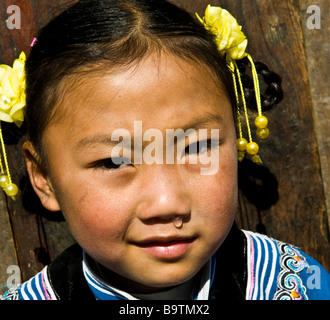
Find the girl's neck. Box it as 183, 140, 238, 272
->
86, 254, 201, 299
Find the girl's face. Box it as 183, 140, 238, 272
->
27, 53, 238, 291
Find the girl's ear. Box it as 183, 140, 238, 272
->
23, 141, 61, 212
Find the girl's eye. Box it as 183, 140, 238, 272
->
93, 157, 132, 170
184, 140, 213, 155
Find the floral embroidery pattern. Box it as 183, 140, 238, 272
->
273, 242, 309, 300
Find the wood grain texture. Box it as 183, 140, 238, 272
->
0, 191, 18, 295
213, 0, 330, 269
300, 0, 330, 230
0, 0, 329, 284
0, 0, 77, 281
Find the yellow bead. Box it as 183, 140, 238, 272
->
5, 183, 18, 197
246, 142, 259, 155
238, 151, 245, 162
0, 174, 9, 188
252, 155, 262, 163
255, 116, 268, 129
237, 138, 248, 151
256, 127, 269, 140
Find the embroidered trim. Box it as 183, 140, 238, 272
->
42, 266, 57, 300
242, 230, 255, 300
0, 266, 58, 300
273, 242, 309, 300
242, 230, 279, 300
0, 286, 20, 300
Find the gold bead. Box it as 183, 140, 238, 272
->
0, 174, 9, 188
237, 138, 248, 151
5, 183, 18, 197
255, 116, 268, 129
252, 155, 262, 163
256, 127, 269, 140
246, 142, 259, 155
238, 151, 245, 162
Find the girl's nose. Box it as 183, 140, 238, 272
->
136, 165, 191, 224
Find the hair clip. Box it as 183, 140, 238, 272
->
30, 37, 38, 47
197, 5, 268, 163
0, 52, 26, 199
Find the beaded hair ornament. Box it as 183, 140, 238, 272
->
0, 52, 26, 199
197, 5, 269, 163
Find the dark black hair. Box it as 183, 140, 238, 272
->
25, 0, 282, 165
237, 59, 283, 112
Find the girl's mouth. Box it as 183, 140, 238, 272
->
132, 237, 197, 260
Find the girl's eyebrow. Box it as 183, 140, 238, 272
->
180, 112, 223, 132
74, 112, 224, 151
75, 134, 125, 151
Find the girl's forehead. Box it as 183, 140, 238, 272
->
53, 53, 231, 132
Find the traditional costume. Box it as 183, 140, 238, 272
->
2, 226, 329, 300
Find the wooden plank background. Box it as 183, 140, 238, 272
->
0, 0, 329, 294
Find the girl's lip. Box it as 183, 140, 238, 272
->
133, 237, 197, 260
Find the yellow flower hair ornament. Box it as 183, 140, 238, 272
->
197, 5, 268, 163
0, 52, 26, 199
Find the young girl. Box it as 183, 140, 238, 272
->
2, 0, 330, 300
